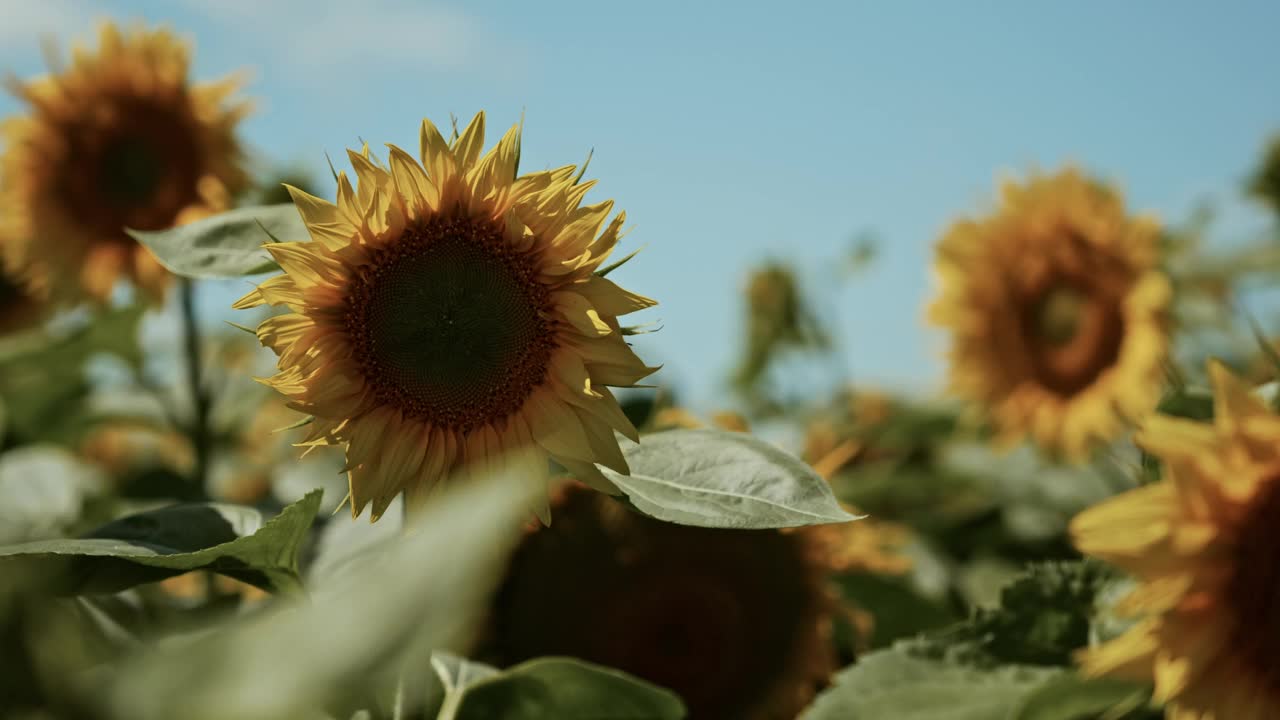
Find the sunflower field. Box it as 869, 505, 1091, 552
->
2, 9, 1279, 720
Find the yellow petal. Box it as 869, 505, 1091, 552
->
452, 111, 486, 170
266, 242, 345, 287
523, 389, 596, 463
385, 144, 437, 213
573, 275, 657, 317
1070, 482, 1176, 570
419, 116, 456, 188
1209, 359, 1269, 432
468, 123, 520, 206
286, 185, 356, 250
553, 291, 612, 336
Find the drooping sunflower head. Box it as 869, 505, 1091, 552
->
1071, 361, 1280, 719
928, 167, 1171, 460
484, 484, 839, 720
238, 112, 658, 520
1, 21, 250, 302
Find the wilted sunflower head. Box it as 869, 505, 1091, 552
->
238, 112, 658, 521
484, 484, 839, 720
928, 167, 1171, 461
1, 21, 250, 302
1071, 361, 1280, 719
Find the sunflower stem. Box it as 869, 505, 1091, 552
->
179, 278, 211, 495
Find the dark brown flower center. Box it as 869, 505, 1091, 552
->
1008, 226, 1132, 398
344, 216, 556, 432
489, 489, 831, 720
1226, 475, 1280, 692
0, 272, 22, 308
56, 95, 203, 239
1019, 280, 1125, 396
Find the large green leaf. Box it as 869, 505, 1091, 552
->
0, 491, 321, 595
1011, 674, 1154, 720
444, 657, 686, 720
127, 204, 304, 279
107, 470, 540, 720
600, 428, 857, 528
801, 648, 1060, 720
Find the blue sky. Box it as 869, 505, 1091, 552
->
3, 1, 1279, 410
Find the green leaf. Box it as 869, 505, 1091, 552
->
1155, 385, 1214, 422
127, 204, 304, 279
801, 647, 1060, 720
907, 560, 1113, 667
107, 469, 540, 720
445, 657, 686, 720
0, 491, 321, 595
1011, 674, 1153, 720
600, 428, 857, 528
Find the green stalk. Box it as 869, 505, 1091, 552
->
180, 277, 211, 494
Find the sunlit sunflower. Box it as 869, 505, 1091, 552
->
483, 483, 841, 720
928, 168, 1170, 460
1071, 361, 1280, 720
237, 112, 658, 520
1, 22, 250, 302
0, 256, 50, 336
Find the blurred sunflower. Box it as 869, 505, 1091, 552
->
1, 22, 249, 302
0, 256, 49, 336
1071, 361, 1280, 719
238, 112, 657, 520
484, 484, 846, 720
928, 168, 1170, 460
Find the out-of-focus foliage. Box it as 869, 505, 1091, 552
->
732, 261, 833, 413
1249, 133, 1280, 216
3, 16, 1280, 718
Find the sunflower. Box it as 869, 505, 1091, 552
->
0, 256, 50, 336
238, 112, 658, 520
483, 483, 841, 720
927, 167, 1170, 460
1071, 361, 1280, 719
1, 22, 250, 302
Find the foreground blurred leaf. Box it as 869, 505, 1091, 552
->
443, 657, 686, 720
1011, 674, 1154, 720
108, 469, 538, 720
0, 446, 104, 545
128, 204, 303, 279
0, 491, 320, 595
601, 428, 857, 528
801, 646, 1060, 720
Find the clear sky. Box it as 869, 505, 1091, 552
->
3, 0, 1279, 410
